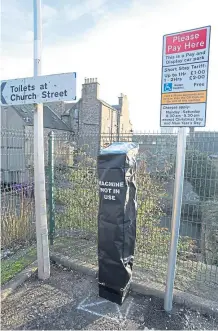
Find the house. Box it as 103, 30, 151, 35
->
1, 77, 133, 183
1, 104, 71, 184
61, 78, 133, 156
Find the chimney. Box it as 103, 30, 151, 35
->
82, 77, 99, 99
118, 93, 125, 107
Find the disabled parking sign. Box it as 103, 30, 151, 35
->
164, 83, 173, 92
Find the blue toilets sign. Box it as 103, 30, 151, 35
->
1, 72, 76, 106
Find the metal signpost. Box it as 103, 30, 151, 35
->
33, 0, 50, 280
33, 0, 76, 280
1, 0, 76, 280
160, 26, 211, 311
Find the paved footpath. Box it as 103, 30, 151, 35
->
1, 264, 217, 330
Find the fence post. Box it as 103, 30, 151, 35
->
48, 131, 55, 245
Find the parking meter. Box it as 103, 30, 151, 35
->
97, 142, 139, 305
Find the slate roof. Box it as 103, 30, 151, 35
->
62, 100, 81, 115
12, 105, 71, 131
63, 99, 119, 115
99, 100, 118, 112
112, 104, 121, 111
64, 102, 78, 112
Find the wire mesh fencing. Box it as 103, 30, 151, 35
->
1, 129, 37, 285
1, 128, 218, 301
51, 130, 218, 300
0, 128, 70, 284
1, 130, 35, 248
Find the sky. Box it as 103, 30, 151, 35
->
1, 0, 218, 131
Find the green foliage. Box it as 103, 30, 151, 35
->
136, 161, 194, 256
201, 200, 218, 266
1, 193, 35, 248
55, 150, 98, 233
1, 247, 36, 285
54, 154, 195, 259
185, 150, 218, 200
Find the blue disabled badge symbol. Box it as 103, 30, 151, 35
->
164, 82, 173, 92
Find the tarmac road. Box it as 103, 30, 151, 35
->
1, 263, 217, 330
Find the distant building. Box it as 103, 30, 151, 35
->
61, 78, 133, 156
1, 105, 71, 184
1, 78, 133, 182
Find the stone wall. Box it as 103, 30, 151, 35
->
66, 79, 134, 157
77, 79, 101, 157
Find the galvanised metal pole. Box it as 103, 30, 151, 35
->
48, 131, 55, 246
33, 0, 50, 279
164, 127, 187, 312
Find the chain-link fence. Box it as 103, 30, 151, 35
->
1, 128, 218, 302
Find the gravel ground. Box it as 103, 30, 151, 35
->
52, 236, 218, 302
1, 263, 218, 330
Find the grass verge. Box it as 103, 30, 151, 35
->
1, 247, 37, 285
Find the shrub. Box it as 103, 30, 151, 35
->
54, 155, 195, 258
184, 150, 218, 200
54, 151, 98, 233
1, 190, 35, 249
136, 161, 195, 256
201, 200, 218, 266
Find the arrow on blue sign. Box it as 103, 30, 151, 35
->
1, 82, 7, 104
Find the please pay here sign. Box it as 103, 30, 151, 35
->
160, 26, 211, 127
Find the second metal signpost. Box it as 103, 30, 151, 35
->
161, 26, 211, 312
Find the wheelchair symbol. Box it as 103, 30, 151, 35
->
164, 83, 172, 92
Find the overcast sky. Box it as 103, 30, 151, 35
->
1, 0, 218, 131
